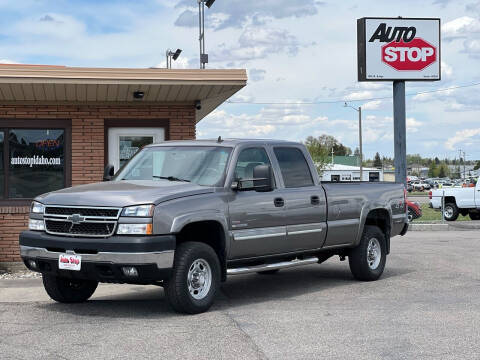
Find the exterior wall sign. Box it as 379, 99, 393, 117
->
357, 17, 441, 81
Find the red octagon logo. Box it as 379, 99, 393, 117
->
381, 38, 437, 71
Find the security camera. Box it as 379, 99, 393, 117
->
195, 100, 202, 110
133, 91, 144, 99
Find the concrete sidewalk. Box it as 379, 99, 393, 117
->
409, 221, 480, 231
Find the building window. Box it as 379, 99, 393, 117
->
0, 122, 70, 202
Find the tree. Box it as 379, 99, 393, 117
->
434, 157, 440, 165
428, 162, 438, 178
474, 160, 480, 171
373, 152, 383, 168
304, 135, 352, 172
438, 164, 446, 178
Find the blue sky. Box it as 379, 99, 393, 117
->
0, 0, 479, 160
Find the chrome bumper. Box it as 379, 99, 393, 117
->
20, 245, 174, 270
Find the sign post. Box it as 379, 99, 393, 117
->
357, 17, 441, 186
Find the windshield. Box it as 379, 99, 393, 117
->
114, 146, 232, 186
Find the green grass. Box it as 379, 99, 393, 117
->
412, 203, 471, 222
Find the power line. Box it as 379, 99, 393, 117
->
225, 81, 480, 105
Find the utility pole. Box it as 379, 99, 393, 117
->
358, 106, 363, 181
331, 148, 334, 164
198, 0, 215, 69
344, 103, 363, 181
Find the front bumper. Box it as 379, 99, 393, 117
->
19, 231, 175, 284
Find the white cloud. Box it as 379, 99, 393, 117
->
445, 128, 480, 150
442, 16, 480, 39
0, 58, 19, 64
406, 117, 422, 133
344, 91, 373, 101
362, 100, 382, 110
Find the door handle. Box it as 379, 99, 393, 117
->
311, 195, 320, 205
274, 197, 285, 207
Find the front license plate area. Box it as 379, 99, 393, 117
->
58, 253, 81, 271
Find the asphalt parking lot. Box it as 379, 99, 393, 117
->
1, 231, 479, 360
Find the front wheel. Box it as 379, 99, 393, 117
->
348, 225, 386, 281
165, 242, 221, 314
42, 274, 98, 303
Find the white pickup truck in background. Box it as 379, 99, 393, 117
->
429, 177, 480, 221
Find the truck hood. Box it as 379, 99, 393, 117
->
36, 180, 215, 207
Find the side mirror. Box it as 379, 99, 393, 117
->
252, 164, 274, 192
232, 165, 274, 192
103, 164, 115, 181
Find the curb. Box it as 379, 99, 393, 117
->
409, 223, 480, 231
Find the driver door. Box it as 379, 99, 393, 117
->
228, 147, 287, 259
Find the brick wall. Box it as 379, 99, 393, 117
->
0, 103, 196, 262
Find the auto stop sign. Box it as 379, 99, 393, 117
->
357, 18, 441, 81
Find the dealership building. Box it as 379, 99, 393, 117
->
0, 64, 246, 267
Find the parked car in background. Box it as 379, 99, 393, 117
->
429, 177, 480, 221
406, 199, 422, 222
412, 181, 431, 191
406, 182, 414, 193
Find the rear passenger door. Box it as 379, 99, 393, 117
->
272, 147, 327, 251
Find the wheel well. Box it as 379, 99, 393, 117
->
176, 221, 227, 281
444, 196, 456, 206
364, 209, 391, 254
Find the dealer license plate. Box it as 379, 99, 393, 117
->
58, 253, 81, 271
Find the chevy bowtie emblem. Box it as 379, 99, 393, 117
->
68, 213, 85, 224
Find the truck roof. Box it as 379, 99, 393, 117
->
146, 138, 302, 148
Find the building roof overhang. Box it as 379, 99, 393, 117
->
0, 64, 247, 122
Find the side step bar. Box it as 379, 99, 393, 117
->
226, 256, 319, 275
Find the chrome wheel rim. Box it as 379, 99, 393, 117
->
367, 238, 381, 270
444, 206, 453, 219
407, 210, 413, 222
187, 258, 212, 300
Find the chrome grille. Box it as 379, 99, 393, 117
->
44, 206, 120, 237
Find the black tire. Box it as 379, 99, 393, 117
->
257, 269, 280, 275
348, 225, 386, 281
444, 202, 459, 221
42, 274, 98, 303
165, 242, 221, 314
469, 212, 480, 221
407, 207, 415, 222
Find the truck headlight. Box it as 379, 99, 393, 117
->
29, 219, 45, 231
31, 201, 45, 214
117, 223, 153, 235
121, 205, 154, 217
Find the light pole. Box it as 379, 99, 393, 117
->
344, 102, 363, 181
198, 0, 215, 69
165, 49, 182, 69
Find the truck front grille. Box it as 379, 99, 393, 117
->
43, 206, 120, 237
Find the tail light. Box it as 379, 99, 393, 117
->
428, 191, 432, 200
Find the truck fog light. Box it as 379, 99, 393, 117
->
28, 260, 38, 269
28, 219, 45, 231
117, 223, 152, 235
122, 266, 138, 277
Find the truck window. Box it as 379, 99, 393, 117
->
273, 147, 314, 188
234, 147, 271, 188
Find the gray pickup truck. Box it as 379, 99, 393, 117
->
20, 139, 408, 313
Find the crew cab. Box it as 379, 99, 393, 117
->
429, 177, 480, 221
20, 139, 408, 314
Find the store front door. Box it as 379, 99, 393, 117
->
108, 127, 165, 172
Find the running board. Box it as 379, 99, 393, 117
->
226, 256, 319, 275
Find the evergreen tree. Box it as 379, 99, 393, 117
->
428, 162, 438, 178
373, 152, 383, 168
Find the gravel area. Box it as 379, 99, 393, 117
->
0, 269, 41, 280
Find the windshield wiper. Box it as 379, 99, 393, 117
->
153, 176, 191, 182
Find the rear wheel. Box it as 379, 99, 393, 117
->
443, 203, 459, 221
165, 242, 221, 314
348, 225, 386, 281
469, 212, 480, 220
42, 274, 98, 303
